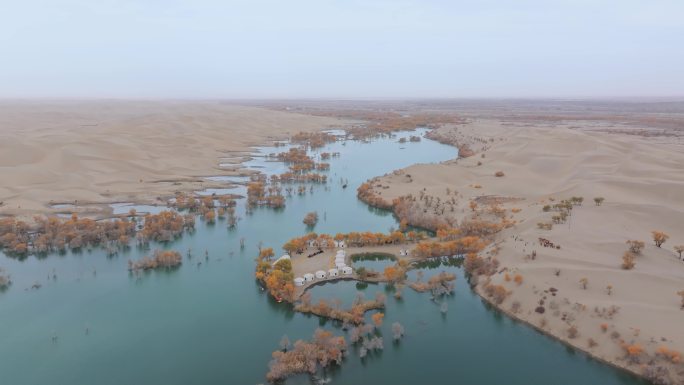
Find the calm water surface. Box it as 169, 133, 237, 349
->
0, 129, 645, 385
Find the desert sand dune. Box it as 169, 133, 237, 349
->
0, 101, 347, 217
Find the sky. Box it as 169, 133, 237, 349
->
1, 0, 683, 99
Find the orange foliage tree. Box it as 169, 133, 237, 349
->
371, 312, 384, 327
652, 231, 669, 247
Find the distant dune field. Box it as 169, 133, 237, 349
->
0, 101, 347, 217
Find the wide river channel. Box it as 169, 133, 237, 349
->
0, 129, 645, 384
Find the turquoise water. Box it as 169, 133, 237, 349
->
0, 129, 645, 385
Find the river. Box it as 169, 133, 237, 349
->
0, 129, 645, 385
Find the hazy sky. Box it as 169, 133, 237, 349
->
1, 0, 683, 98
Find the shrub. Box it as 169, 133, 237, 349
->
485, 284, 509, 304
656, 346, 682, 363
514, 274, 523, 285
593, 197, 605, 206
570, 196, 584, 206
675, 245, 684, 259
625, 240, 645, 255
494, 171, 505, 177
622, 252, 636, 270
579, 278, 588, 289
537, 222, 553, 230
623, 344, 644, 363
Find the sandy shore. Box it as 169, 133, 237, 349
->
362, 117, 684, 382
0, 100, 348, 218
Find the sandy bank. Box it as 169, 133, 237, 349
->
363, 118, 684, 383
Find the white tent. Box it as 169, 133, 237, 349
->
336, 250, 346, 257
341, 266, 353, 275
272, 254, 291, 265
303, 273, 315, 282
335, 262, 346, 269
315, 270, 327, 279
328, 268, 339, 277
294, 277, 305, 286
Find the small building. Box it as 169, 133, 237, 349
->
294, 277, 305, 286
328, 268, 339, 277
341, 266, 353, 275
303, 273, 315, 282
315, 270, 327, 279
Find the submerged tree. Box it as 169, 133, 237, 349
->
279, 335, 291, 351
371, 312, 384, 327
440, 301, 448, 314
266, 329, 347, 382
391, 322, 405, 341
128, 249, 182, 272
303, 212, 319, 227
0, 268, 11, 289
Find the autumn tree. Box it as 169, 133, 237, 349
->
371, 312, 384, 327
259, 247, 275, 260
383, 265, 403, 284
652, 231, 669, 248
204, 209, 216, 223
